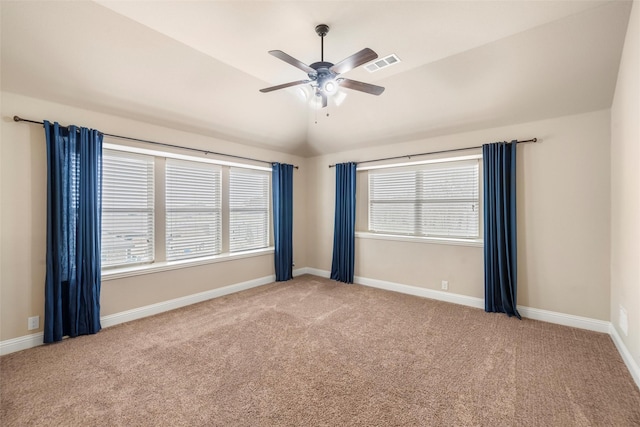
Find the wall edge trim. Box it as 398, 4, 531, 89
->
609, 323, 640, 390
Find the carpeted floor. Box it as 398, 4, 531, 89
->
1, 274, 639, 426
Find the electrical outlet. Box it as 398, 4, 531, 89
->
441, 280, 448, 291
619, 305, 628, 336
28, 316, 39, 331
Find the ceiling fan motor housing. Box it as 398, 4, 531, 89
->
309, 61, 337, 93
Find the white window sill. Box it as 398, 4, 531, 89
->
355, 232, 483, 248
102, 247, 275, 281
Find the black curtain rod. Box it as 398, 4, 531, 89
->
328, 138, 538, 168
13, 116, 299, 169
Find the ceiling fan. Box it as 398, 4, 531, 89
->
260, 24, 385, 108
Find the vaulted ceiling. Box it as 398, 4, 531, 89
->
1, 1, 632, 156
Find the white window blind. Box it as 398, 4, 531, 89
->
229, 168, 270, 252
165, 159, 221, 261
369, 160, 479, 239
101, 149, 155, 268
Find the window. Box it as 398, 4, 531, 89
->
165, 159, 222, 261
368, 159, 479, 239
100, 144, 273, 272
101, 150, 154, 268
229, 168, 270, 252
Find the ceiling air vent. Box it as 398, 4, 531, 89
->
365, 54, 401, 73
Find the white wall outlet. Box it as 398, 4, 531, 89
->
441, 280, 448, 291
619, 305, 628, 336
28, 316, 40, 331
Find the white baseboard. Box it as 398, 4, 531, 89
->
516, 305, 610, 333
292, 267, 313, 277
101, 273, 275, 328
356, 274, 485, 309
1, 274, 276, 356
0, 332, 45, 356
299, 267, 330, 278
304, 268, 486, 309
302, 268, 639, 389
2, 269, 639, 391
310, 269, 607, 333
609, 324, 640, 389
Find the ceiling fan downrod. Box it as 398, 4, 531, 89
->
315, 24, 329, 62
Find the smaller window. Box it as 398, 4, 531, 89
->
101, 150, 155, 268
229, 168, 270, 252
165, 159, 222, 261
369, 159, 479, 239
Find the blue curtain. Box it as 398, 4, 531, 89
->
483, 141, 521, 319
272, 163, 294, 281
44, 121, 103, 343
330, 162, 357, 283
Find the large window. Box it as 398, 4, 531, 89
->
101, 150, 154, 268
101, 145, 272, 270
368, 159, 480, 239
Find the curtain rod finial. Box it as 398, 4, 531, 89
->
13, 115, 21, 122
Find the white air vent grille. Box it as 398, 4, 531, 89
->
365, 54, 401, 72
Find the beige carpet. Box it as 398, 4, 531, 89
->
1, 275, 639, 426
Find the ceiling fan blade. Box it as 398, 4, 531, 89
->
339, 78, 385, 96
330, 48, 378, 75
268, 50, 315, 74
259, 80, 310, 93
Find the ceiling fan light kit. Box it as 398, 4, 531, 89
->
260, 24, 385, 108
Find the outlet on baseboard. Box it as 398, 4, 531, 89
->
441, 280, 448, 291
28, 316, 40, 331
619, 305, 628, 336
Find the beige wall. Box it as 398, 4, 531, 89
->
0, 92, 308, 342
307, 109, 611, 320
0, 82, 624, 343
0, 92, 615, 344
611, 1, 640, 370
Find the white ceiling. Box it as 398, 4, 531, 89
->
1, 1, 632, 156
